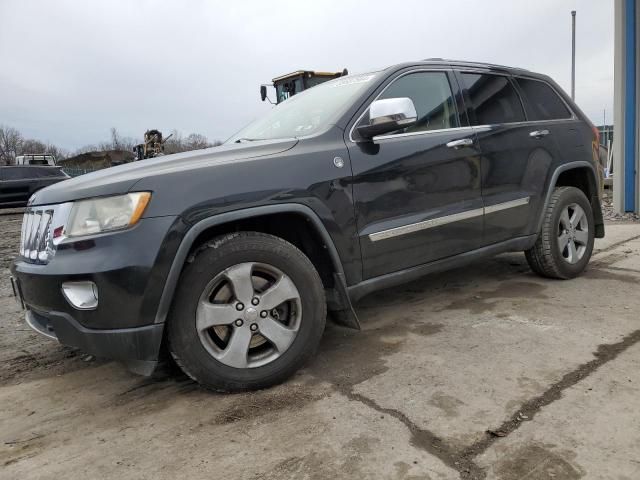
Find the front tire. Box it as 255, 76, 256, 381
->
167, 232, 326, 391
525, 186, 595, 279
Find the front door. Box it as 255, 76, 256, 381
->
347, 70, 484, 279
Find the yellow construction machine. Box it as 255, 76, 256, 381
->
260, 69, 348, 104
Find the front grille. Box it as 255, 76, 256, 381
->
20, 207, 56, 264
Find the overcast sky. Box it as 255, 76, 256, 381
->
0, 0, 613, 151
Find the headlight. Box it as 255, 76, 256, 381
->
65, 192, 151, 237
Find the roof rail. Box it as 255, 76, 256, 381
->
421, 58, 529, 72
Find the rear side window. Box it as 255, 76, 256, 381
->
516, 78, 572, 121
461, 73, 525, 125
33, 167, 67, 178
1, 167, 64, 180
1, 167, 33, 180
367, 71, 459, 133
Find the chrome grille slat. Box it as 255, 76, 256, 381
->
19, 212, 28, 256
20, 205, 62, 264
37, 211, 53, 262
23, 212, 34, 258
29, 211, 43, 260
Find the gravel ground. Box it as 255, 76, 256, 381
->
0, 208, 23, 270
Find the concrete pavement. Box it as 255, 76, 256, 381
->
1, 222, 639, 479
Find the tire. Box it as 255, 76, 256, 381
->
167, 232, 326, 392
525, 186, 595, 279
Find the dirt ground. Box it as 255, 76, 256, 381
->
1, 209, 639, 480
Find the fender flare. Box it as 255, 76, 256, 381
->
535, 161, 603, 235
153, 203, 358, 327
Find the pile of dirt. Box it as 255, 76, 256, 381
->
602, 190, 640, 222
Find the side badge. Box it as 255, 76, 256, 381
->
333, 156, 345, 168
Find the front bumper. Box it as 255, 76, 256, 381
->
11, 215, 188, 373
12, 216, 182, 330
26, 309, 164, 375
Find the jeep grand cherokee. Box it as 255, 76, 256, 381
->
11, 60, 604, 391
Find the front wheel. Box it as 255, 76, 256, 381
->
525, 186, 595, 279
167, 232, 326, 391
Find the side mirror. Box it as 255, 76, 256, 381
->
260, 85, 267, 102
356, 97, 417, 140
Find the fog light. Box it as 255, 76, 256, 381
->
61, 281, 99, 310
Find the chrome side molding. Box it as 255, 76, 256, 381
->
368, 196, 530, 242
369, 207, 484, 242
484, 196, 530, 214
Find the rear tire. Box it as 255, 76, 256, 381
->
525, 186, 595, 279
167, 232, 326, 392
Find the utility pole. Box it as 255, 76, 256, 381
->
571, 10, 576, 100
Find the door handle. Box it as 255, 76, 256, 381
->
446, 138, 474, 149
529, 129, 550, 138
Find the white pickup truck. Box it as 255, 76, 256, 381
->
15, 154, 57, 166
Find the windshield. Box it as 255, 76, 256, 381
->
228, 72, 379, 143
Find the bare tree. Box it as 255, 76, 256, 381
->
43, 143, 68, 161
110, 127, 122, 150
163, 131, 220, 154
21, 138, 47, 154
163, 129, 184, 155
91, 127, 136, 153
0, 125, 23, 165
185, 133, 211, 150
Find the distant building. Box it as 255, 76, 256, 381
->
597, 124, 614, 148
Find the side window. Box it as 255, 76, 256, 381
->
461, 73, 525, 125
361, 72, 458, 134
1, 168, 28, 180
32, 167, 64, 178
516, 78, 572, 121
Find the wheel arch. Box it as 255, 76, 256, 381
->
154, 203, 359, 328
537, 161, 604, 238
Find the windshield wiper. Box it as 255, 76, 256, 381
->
234, 137, 264, 143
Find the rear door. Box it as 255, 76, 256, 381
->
347, 69, 484, 279
513, 75, 580, 167
457, 70, 556, 245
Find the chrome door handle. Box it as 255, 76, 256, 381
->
446, 138, 474, 149
529, 129, 550, 138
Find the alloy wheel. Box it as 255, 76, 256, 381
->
195, 262, 302, 369
557, 203, 589, 264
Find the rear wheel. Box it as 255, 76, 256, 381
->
167, 232, 326, 391
525, 186, 595, 279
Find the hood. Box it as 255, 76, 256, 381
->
30, 138, 298, 206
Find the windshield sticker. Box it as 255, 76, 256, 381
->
329, 74, 376, 87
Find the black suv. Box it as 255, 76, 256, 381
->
0, 166, 69, 208
11, 60, 604, 391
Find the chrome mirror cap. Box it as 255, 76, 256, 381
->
357, 97, 418, 140
370, 97, 417, 125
